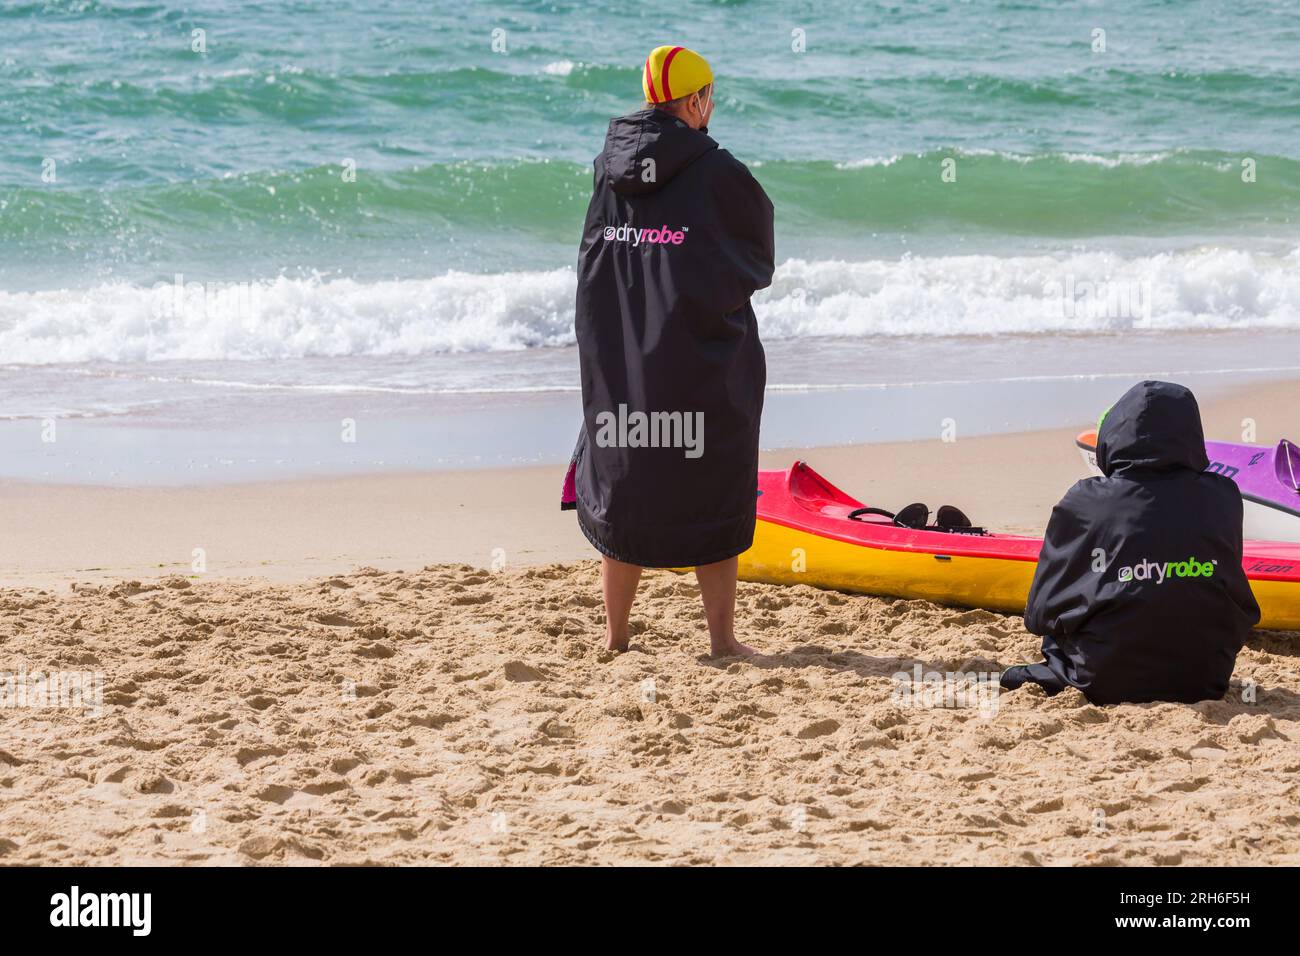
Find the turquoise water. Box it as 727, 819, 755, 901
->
2, 0, 1300, 451
4, 0, 1299, 283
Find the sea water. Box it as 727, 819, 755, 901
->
2, 0, 1298, 482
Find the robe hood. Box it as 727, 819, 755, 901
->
1097, 380, 1211, 478
601, 109, 717, 197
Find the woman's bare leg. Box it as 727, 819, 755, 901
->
695, 556, 755, 657
601, 555, 642, 652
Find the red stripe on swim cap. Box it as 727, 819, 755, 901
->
660, 46, 683, 100
644, 56, 659, 103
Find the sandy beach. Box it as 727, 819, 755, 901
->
2, 379, 1298, 865
3, 562, 1297, 866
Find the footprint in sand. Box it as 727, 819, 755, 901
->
311, 611, 361, 626
1021, 718, 1063, 740
253, 784, 297, 804
846, 818, 891, 832
301, 780, 349, 796
796, 718, 841, 739
1024, 797, 1064, 814
449, 591, 493, 606
94, 764, 132, 786
132, 772, 174, 795
238, 835, 325, 861
235, 745, 287, 767
1232, 715, 1279, 744
503, 661, 546, 682
1186, 741, 1229, 761
941, 609, 1003, 627
407, 712, 459, 729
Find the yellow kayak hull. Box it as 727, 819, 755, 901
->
729, 463, 1300, 631
741, 517, 1038, 614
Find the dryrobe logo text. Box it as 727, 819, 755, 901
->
1116, 557, 1217, 584
602, 223, 688, 246
50, 886, 152, 936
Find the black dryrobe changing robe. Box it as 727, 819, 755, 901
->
1003, 381, 1260, 705
568, 109, 775, 567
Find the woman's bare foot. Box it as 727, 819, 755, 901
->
710, 638, 757, 658
696, 557, 750, 658
600, 556, 642, 654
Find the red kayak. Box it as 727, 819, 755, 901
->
739, 462, 1300, 631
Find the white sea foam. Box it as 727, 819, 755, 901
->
756, 247, 1300, 337
0, 270, 576, 364
1058, 151, 1172, 167
833, 155, 902, 169
833, 150, 1179, 169
2, 248, 1300, 366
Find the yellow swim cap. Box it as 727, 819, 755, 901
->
642, 45, 713, 104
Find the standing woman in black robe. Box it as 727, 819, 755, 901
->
566, 45, 775, 656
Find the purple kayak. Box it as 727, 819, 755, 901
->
1077, 430, 1300, 542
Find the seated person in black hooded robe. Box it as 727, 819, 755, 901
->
1002, 380, 1260, 705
